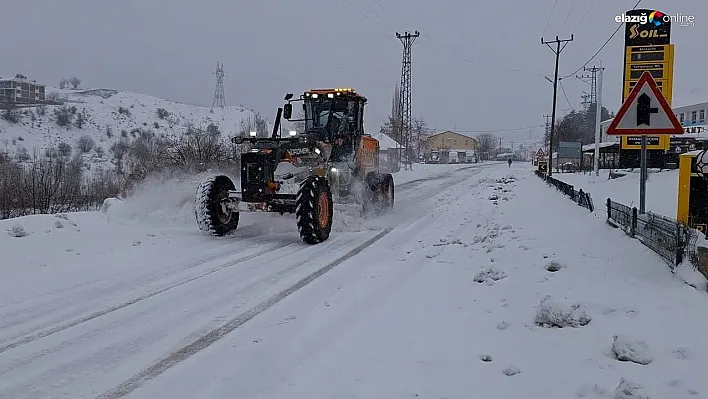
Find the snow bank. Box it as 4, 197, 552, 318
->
555, 169, 678, 218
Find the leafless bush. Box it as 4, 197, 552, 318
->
54, 106, 73, 127
77, 135, 95, 153
57, 142, 72, 157
0, 148, 125, 220
0, 125, 244, 220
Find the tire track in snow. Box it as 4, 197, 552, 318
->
0, 165, 492, 355
0, 240, 293, 355
97, 229, 391, 399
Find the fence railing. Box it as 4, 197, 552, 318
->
534, 170, 594, 212
606, 198, 699, 267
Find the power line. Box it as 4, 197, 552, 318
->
559, 0, 581, 33
419, 36, 545, 77
570, 0, 596, 35
542, 0, 560, 37
559, 79, 575, 111
337, 0, 545, 78
562, 0, 642, 79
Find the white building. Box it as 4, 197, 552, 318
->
0, 74, 46, 104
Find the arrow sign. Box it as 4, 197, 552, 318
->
636, 93, 657, 126
606, 71, 683, 135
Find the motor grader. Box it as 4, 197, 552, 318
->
194, 88, 395, 244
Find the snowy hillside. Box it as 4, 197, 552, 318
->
0, 87, 260, 172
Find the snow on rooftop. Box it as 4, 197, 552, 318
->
582, 141, 618, 151
370, 132, 400, 150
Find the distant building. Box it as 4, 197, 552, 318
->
426, 131, 479, 152
0, 74, 46, 104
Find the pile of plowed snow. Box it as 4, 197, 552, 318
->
104, 169, 239, 227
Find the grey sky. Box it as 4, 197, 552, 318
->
1, 0, 705, 145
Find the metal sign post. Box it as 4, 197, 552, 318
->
640, 135, 647, 213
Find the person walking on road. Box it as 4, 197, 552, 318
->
508, 158, 512, 167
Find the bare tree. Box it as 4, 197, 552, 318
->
411, 117, 431, 160
476, 133, 497, 161
69, 77, 81, 90
238, 112, 269, 137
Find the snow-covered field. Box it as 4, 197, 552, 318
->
554, 169, 679, 218
2, 162, 707, 399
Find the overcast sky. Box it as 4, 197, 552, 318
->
1, 0, 705, 145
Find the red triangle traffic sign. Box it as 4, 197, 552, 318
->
606, 71, 683, 135
535, 148, 545, 157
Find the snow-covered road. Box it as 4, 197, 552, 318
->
0, 163, 496, 399
2, 162, 708, 399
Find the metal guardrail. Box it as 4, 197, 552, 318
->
606, 198, 699, 267
534, 170, 594, 212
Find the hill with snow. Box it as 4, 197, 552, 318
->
0, 87, 261, 173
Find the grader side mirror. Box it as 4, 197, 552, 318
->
283, 103, 292, 119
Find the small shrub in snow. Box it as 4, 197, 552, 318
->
613, 378, 649, 399
54, 220, 64, 229
9, 224, 28, 237
497, 321, 509, 330
535, 295, 591, 328
502, 366, 520, 376
480, 354, 493, 362
672, 347, 690, 359
156, 107, 169, 119
545, 260, 563, 272
611, 335, 652, 365
474, 266, 507, 283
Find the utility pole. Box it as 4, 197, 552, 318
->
396, 30, 420, 171
211, 61, 226, 112
593, 62, 604, 176
541, 35, 574, 176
